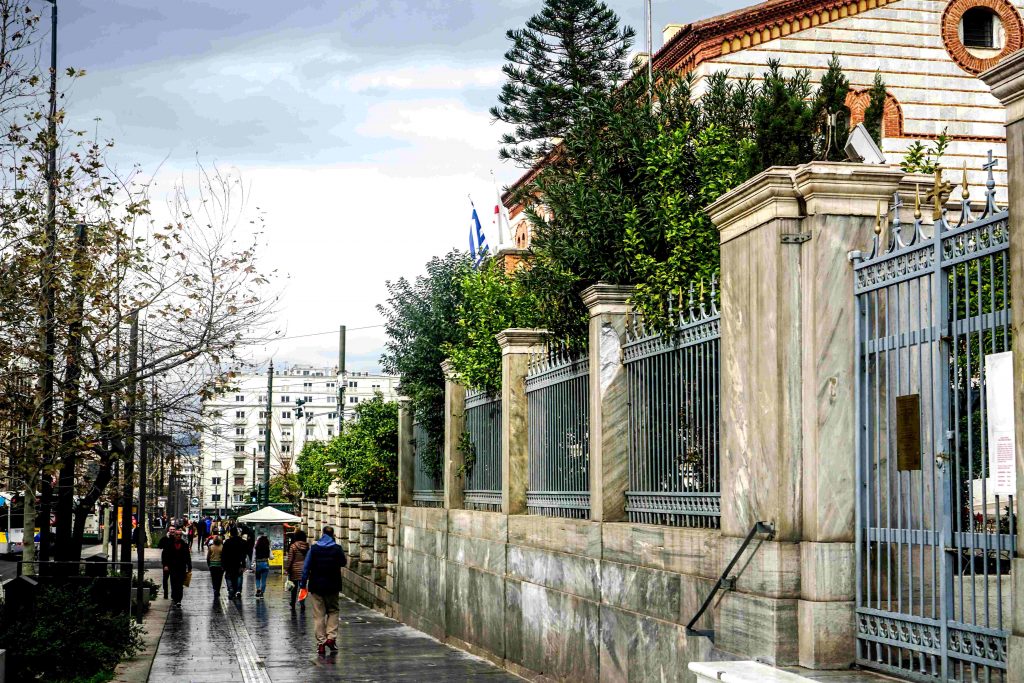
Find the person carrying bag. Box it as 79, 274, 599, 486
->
161, 527, 193, 608
299, 525, 347, 656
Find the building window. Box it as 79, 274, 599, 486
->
235, 410, 245, 419
306, 426, 314, 436
327, 382, 335, 388
328, 412, 337, 420
962, 6, 997, 48
349, 396, 358, 403
327, 396, 336, 403
212, 460, 221, 470
327, 427, 334, 437
234, 443, 245, 452
211, 477, 221, 486
234, 458, 245, 469
280, 395, 290, 403
282, 444, 291, 454
259, 428, 266, 437
282, 429, 291, 438
212, 493, 221, 502
258, 444, 265, 453
303, 382, 312, 388
234, 476, 245, 486
282, 410, 292, 419
235, 395, 245, 402
235, 427, 245, 436
259, 411, 268, 419
233, 493, 244, 503
258, 460, 265, 469
348, 381, 358, 388
304, 395, 313, 403
258, 394, 266, 403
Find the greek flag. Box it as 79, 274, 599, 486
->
468, 199, 489, 267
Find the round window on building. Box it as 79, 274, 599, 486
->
960, 6, 1003, 56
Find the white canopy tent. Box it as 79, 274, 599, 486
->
237, 506, 302, 524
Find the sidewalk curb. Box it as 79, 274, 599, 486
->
111, 565, 168, 683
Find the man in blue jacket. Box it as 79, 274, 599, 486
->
300, 525, 347, 656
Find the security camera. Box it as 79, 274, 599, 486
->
844, 123, 886, 165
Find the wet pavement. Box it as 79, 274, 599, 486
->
148, 554, 520, 682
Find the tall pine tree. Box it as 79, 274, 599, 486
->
490, 0, 635, 167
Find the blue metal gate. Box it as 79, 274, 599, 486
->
851, 162, 1015, 681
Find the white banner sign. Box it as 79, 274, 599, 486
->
985, 352, 1016, 496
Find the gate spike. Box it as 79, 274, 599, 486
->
687, 281, 696, 323
710, 273, 719, 316
956, 161, 974, 227
698, 279, 707, 319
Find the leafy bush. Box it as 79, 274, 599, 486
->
379, 251, 471, 477
0, 583, 145, 682
334, 395, 399, 502
296, 440, 335, 498
901, 128, 950, 175
445, 258, 543, 392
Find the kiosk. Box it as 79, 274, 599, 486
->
237, 506, 303, 570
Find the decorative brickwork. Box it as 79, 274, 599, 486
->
845, 88, 904, 138
941, 0, 1024, 74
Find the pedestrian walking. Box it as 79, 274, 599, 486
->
242, 524, 255, 564
196, 518, 206, 549
207, 535, 225, 598
222, 527, 248, 599
161, 528, 192, 607
252, 533, 271, 598
186, 521, 196, 551
299, 525, 347, 656
285, 529, 309, 609
157, 526, 176, 599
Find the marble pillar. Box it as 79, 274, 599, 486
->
581, 284, 632, 522
496, 329, 548, 514
707, 162, 902, 668
981, 53, 1024, 673
397, 397, 414, 507
442, 360, 466, 510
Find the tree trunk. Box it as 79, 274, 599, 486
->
20, 485, 35, 575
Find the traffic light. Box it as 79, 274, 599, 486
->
294, 397, 306, 418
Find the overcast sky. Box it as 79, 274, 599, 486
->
56, 0, 749, 372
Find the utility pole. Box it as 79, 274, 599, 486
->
135, 323, 147, 623
120, 315, 139, 567
252, 447, 257, 504
36, 0, 59, 565
338, 326, 346, 431
262, 362, 273, 507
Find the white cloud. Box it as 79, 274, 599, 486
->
356, 98, 500, 151
345, 63, 504, 92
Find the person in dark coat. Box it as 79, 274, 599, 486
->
284, 529, 309, 609
300, 526, 347, 656
161, 528, 192, 607
157, 526, 176, 599
221, 527, 248, 599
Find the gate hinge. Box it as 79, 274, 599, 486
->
781, 233, 811, 244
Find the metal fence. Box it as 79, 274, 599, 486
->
464, 389, 502, 511
526, 345, 590, 518
851, 161, 1015, 681
412, 420, 443, 507
623, 279, 722, 528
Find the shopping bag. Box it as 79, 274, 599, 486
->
285, 579, 295, 591
298, 587, 308, 602
183, 570, 192, 588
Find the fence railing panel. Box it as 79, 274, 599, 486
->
526, 348, 590, 518
464, 389, 502, 512
623, 280, 722, 528
412, 420, 443, 507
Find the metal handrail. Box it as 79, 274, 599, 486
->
685, 520, 775, 633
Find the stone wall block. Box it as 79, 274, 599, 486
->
714, 591, 799, 665
797, 599, 854, 669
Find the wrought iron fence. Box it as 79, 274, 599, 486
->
463, 389, 502, 511
623, 278, 721, 528
851, 159, 1015, 681
412, 420, 443, 507
526, 345, 590, 518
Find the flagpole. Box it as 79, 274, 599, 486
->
645, 0, 653, 104
491, 170, 507, 248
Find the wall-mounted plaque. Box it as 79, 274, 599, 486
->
986, 352, 1016, 496
896, 394, 921, 471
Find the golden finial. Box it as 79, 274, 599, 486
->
961, 161, 970, 200
874, 199, 882, 235
914, 183, 922, 220
926, 165, 953, 221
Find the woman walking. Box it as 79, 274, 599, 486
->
161, 527, 193, 608
252, 533, 271, 598
207, 535, 225, 598
285, 530, 309, 609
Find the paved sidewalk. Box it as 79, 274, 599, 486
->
148, 555, 519, 682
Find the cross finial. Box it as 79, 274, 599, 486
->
925, 166, 952, 220
983, 149, 997, 173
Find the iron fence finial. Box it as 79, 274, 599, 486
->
874, 199, 882, 236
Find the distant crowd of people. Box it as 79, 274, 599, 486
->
155, 516, 347, 656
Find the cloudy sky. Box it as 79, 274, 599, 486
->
57, 0, 748, 372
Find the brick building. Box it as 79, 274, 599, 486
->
503, 0, 1024, 247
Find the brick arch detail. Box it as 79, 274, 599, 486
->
941, 0, 1024, 74
845, 88, 904, 138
